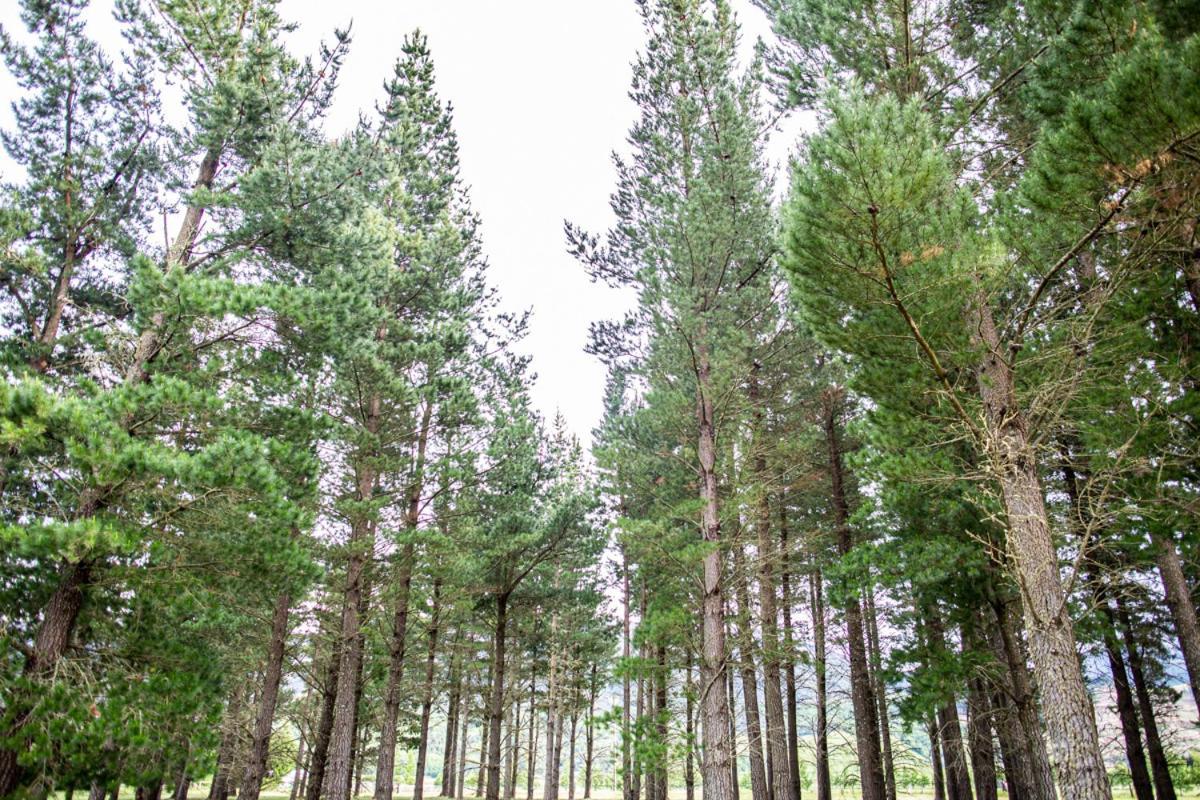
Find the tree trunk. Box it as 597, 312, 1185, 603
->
413, 579, 444, 800
584, 664, 596, 800
1120, 604, 1179, 800
622, 546, 633, 800
526, 680, 538, 800
686, 660, 697, 800
864, 590, 896, 800
485, 595, 509, 800
747, 364, 792, 800
936, 701, 973, 800
443, 650, 464, 798
308, 617, 344, 800
929, 718, 946, 800
728, 663, 740, 800
963, 632, 998, 800
506, 692, 520, 800
374, 544, 416, 800
696, 339, 735, 800
821, 391, 885, 800
652, 645, 668, 800
810, 568, 830, 800
544, 597, 562, 800
1152, 530, 1200, 712
210, 689, 243, 800
733, 547, 769, 800
241, 590, 293, 800
779, 509, 802, 800
479, 657, 494, 799
971, 297, 1111, 800
568, 713, 578, 800
458, 677, 471, 800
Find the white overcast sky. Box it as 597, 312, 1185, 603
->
1, 1, 804, 444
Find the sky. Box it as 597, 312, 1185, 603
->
0, 0, 802, 444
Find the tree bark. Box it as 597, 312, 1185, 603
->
809, 568, 830, 800
568, 713, 578, 800
728, 662, 740, 800
696, 338, 735, 800
622, 546, 633, 800
584, 663, 596, 800
241, 590, 293, 800
864, 590, 896, 800
308, 616, 343, 800
1152, 530, 1200, 712
1120, 604, 1179, 800
526, 677, 538, 800
779, 509, 802, 800
962, 629, 998, 800
443, 648, 464, 798
685, 660, 697, 800
929, 718, 946, 800
485, 594, 509, 800
971, 296, 1111, 800
936, 701, 973, 800
821, 391, 885, 800
413, 579, 444, 800
733, 546, 769, 800
746, 364, 792, 800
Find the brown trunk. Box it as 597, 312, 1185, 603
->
374, 543, 416, 800
821, 391, 884, 800
526, 677, 538, 800
733, 546, 769, 800
936, 701, 973, 800
962, 626, 998, 800
809, 567, 831, 800
307, 617, 343, 800
443, 649, 464, 798
544, 588, 562, 800
568, 713, 578, 800
584, 663, 596, 800
412, 579, 444, 800
458, 674, 471, 800
929, 718, 946, 800
696, 339, 735, 800
748, 364, 793, 800
779, 508, 802, 800
240, 590, 293, 800
971, 297, 1110, 800
1120, 605, 1179, 800
685, 660, 697, 800
622, 546, 633, 800
478, 655, 494, 799
209, 690, 243, 800
652, 645, 668, 800
506, 689, 520, 800
485, 595, 509, 800
727, 662, 740, 800
986, 594, 1055, 800
864, 590, 895, 800
1152, 530, 1200, 711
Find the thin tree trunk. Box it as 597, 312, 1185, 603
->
864, 590, 896, 800
686, 659, 697, 800
568, 713, 578, 800
936, 701, 973, 800
696, 338, 735, 800
779, 507, 801, 800
210, 689, 243, 800
821, 391, 885, 800
584, 664, 596, 800
733, 547, 769, 800
374, 543, 416, 800
1152, 530, 1200, 712
485, 595, 509, 800
963, 633, 998, 800
309, 615, 344, 800
748, 364, 791, 800
479, 655, 494, 799
241, 590, 293, 800
413, 579, 444, 800
728, 662, 740, 800
443, 649, 464, 798
544, 596, 562, 800
810, 568, 830, 800
526, 681, 538, 800
929, 718, 946, 800
622, 545, 633, 800
1120, 604, 1179, 800
458, 677, 471, 800
506, 691, 520, 800
652, 645, 668, 800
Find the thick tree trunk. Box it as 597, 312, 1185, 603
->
809, 568, 831, 800
821, 392, 885, 800
1120, 605, 1179, 800
413, 579, 444, 800
485, 595, 509, 800
696, 340, 735, 800
779, 510, 802, 800
733, 547, 769, 800
971, 298, 1110, 800
241, 590, 293, 800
